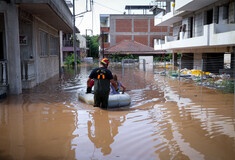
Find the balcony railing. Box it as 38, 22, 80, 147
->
0, 60, 8, 86
63, 40, 80, 47
21, 59, 35, 81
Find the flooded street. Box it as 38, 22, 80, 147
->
0, 63, 235, 160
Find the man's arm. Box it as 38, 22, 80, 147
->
86, 78, 92, 93
87, 78, 91, 87
110, 79, 118, 92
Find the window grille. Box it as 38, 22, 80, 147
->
39, 31, 48, 56
49, 35, 59, 56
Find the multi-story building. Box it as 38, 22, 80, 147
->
100, 5, 173, 57
154, 0, 235, 73
0, 0, 73, 96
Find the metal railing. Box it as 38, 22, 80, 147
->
63, 40, 80, 47
0, 60, 8, 86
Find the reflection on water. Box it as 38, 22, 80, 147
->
0, 63, 235, 160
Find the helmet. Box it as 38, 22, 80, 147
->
101, 58, 109, 65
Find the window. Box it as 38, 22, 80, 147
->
49, 35, 59, 56
205, 9, 213, 25
39, 31, 48, 56
103, 34, 108, 43
223, 4, 229, 20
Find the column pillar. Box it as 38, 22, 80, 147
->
172, 53, 178, 70
7, 4, 22, 94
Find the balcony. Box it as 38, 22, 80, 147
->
210, 23, 235, 46
63, 40, 80, 52
175, 0, 219, 12
155, 25, 209, 50
154, 23, 235, 51
155, 10, 187, 26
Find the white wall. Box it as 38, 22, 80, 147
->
77, 34, 86, 48
139, 56, 153, 64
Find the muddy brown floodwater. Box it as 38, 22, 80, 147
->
0, 63, 235, 160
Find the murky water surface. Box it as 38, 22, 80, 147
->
0, 64, 235, 160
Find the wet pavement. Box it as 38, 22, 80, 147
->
0, 63, 235, 160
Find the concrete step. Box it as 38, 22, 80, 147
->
0, 86, 7, 99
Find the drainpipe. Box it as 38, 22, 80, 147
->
59, 30, 63, 74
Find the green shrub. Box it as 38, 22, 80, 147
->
64, 53, 81, 67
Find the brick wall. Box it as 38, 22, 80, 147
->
101, 27, 110, 33
134, 36, 148, 46
104, 43, 110, 48
116, 35, 132, 43
116, 19, 132, 32
150, 19, 168, 32
134, 19, 148, 32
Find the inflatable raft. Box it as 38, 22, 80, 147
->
79, 92, 131, 107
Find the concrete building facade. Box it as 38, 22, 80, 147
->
100, 13, 172, 52
154, 0, 235, 74
0, 0, 73, 95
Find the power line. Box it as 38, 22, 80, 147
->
93, 1, 123, 13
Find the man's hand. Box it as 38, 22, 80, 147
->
86, 87, 92, 93
115, 88, 119, 93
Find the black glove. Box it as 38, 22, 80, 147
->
86, 87, 92, 93
115, 88, 119, 93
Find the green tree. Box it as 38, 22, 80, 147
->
85, 35, 99, 58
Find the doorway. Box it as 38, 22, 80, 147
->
0, 13, 5, 60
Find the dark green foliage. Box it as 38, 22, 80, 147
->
108, 52, 138, 62
85, 35, 99, 58
154, 54, 172, 62
64, 53, 81, 67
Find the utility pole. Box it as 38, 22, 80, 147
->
102, 31, 104, 58
91, 0, 94, 36
73, 0, 77, 67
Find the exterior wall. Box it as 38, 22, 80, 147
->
116, 35, 132, 44
77, 34, 86, 58
229, 2, 235, 23
109, 14, 170, 48
193, 53, 203, 70
194, 13, 204, 37
34, 18, 59, 84
100, 27, 109, 33
134, 19, 148, 32
134, 35, 148, 46
116, 19, 132, 32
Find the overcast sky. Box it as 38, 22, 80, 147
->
73, 0, 155, 36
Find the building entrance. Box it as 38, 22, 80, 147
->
0, 13, 5, 60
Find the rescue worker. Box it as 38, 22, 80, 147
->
87, 58, 118, 109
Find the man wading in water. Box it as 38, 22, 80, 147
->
86, 58, 118, 109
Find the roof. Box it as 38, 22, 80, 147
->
125, 5, 154, 10
105, 40, 166, 55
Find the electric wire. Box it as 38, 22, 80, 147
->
93, 1, 123, 13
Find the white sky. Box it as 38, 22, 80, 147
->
73, 0, 155, 36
